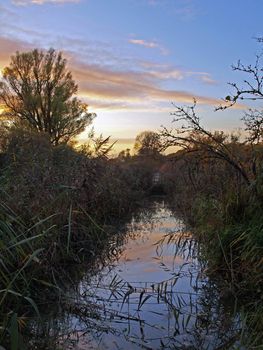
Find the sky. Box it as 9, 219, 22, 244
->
0, 0, 262, 153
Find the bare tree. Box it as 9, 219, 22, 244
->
218, 39, 263, 144
161, 40, 263, 186
161, 101, 250, 185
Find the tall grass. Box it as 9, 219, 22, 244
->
163, 143, 263, 346
0, 201, 46, 349
0, 196, 119, 348
0, 129, 152, 348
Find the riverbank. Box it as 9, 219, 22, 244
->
17, 200, 245, 350
166, 186, 263, 348
0, 130, 154, 350
1, 129, 263, 349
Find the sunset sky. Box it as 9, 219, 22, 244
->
0, 0, 262, 152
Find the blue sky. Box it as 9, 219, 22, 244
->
0, 0, 262, 151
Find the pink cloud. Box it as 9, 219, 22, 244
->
12, 0, 79, 5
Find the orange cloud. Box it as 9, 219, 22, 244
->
0, 37, 32, 72
69, 59, 234, 111
0, 36, 245, 113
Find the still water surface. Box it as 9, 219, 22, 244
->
45, 201, 241, 349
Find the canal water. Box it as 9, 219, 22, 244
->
41, 200, 242, 349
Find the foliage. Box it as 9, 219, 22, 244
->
134, 130, 163, 157
161, 102, 252, 186
161, 39, 263, 189
117, 148, 131, 161
0, 126, 153, 348
0, 129, 146, 223
0, 49, 164, 349
0, 48, 95, 145
161, 40, 263, 346
1, 41, 263, 348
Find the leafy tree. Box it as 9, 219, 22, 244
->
0, 48, 95, 145
134, 130, 162, 157
118, 148, 131, 161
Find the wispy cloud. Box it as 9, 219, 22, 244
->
199, 74, 217, 85
142, 0, 197, 20
129, 39, 158, 49
0, 35, 241, 113
0, 4, 15, 17
173, 0, 196, 20
140, 63, 217, 84
69, 59, 232, 111
12, 0, 79, 5
0, 36, 31, 67
129, 38, 169, 55
186, 71, 217, 85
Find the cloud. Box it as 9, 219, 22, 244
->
129, 39, 158, 49
140, 63, 217, 84
0, 4, 15, 17
129, 38, 169, 55
12, 0, 79, 5
139, 0, 197, 20
186, 71, 217, 85
199, 74, 217, 85
68, 58, 230, 111
0, 35, 243, 113
148, 69, 185, 80
0, 36, 32, 67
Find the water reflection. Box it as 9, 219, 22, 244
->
30, 200, 242, 349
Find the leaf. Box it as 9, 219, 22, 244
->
10, 313, 18, 350
8, 233, 44, 249
33, 278, 61, 290
24, 296, 41, 319
0, 248, 44, 307
67, 203, 73, 254
0, 289, 41, 319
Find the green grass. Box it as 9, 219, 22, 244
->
0, 197, 110, 349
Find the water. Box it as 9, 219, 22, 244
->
36, 200, 242, 349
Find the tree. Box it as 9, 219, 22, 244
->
161, 40, 263, 187
218, 38, 263, 144
134, 130, 162, 157
118, 148, 131, 161
0, 48, 95, 145
160, 102, 251, 185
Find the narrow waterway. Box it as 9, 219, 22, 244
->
41, 200, 242, 350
